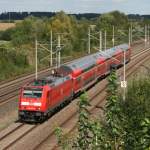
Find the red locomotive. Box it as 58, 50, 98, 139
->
18, 44, 131, 122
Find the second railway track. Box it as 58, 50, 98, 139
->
0, 123, 36, 150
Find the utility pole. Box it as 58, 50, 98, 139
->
123, 49, 126, 101
148, 25, 150, 44
99, 31, 102, 51
55, 52, 58, 68
112, 26, 115, 47
57, 34, 61, 67
104, 30, 107, 50
50, 30, 53, 66
145, 25, 147, 47
129, 27, 131, 47
120, 49, 127, 101
88, 27, 91, 54
35, 39, 38, 80
131, 23, 133, 43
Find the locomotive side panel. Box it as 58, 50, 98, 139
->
50, 80, 73, 108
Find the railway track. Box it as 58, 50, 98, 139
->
0, 44, 150, 150
0, 123, 36, 150
0, 42, 149, 107
0, 69, 51, 106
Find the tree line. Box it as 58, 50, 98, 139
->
0, 11, 149, 81
0, 11, 150, 22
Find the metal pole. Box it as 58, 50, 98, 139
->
148, 25, 150, 43
58, 34, 61, 67
131, 23, 133, 43
99, 31, 102, 51
104, 30, 107, 50
112, 26, 115, 47
123, 49, 126, 101
148, 25, 149, 45
50, 30, 53, 66
56, 52, 57, 68
145, 25, 147, 47
35, 39, 38, 80
123, 50, 126, 82
129, 27, 131, 47
88, 27, 91, 54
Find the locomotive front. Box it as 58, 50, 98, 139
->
18, 84, 48, 122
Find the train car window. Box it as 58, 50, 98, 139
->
23, 88, 43, 98
76, 77, 81, 84
58, 66, 72, 76
32, 80, 47, 86
66, 76, 70, 80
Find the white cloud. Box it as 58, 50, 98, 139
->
81, 0, 103, 2
112, 0, 127, 3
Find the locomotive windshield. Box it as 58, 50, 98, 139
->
23, 88, 43, 98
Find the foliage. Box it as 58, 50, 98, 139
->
103, 69, 123, 149
55, 93, 92, 150
0, 10, 148, 83
54, 127, 63, 147
75, 93, 92, 149
96, 11, 130, 47
55, 76, 150, 150
0, 28, 15, 41
0, 43, 30, 81
90, 120, 112, 150
121, 78, 150, 150
105, 69, 120, 135
54, 127, 69, 150
104, 73, 150, 150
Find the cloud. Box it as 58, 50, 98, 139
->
81, 0, 103, 2
112, 0, 127, 3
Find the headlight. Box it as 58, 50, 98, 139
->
33, 102, 42, 106
21, 102, 29, 105
21, 102, 41, 106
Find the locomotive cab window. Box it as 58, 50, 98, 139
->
23, 88, 43, 98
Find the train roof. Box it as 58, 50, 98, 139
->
59, 51, 103, 73
66, 54, 96, 72
24, 44, 130, 87
27, 75, 71, 87
60, 44, 129, 74
100, 44, 129, 59
61, 44, 129, 71
117, 43, 130, 50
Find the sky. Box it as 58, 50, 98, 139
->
0, 0, 149, 14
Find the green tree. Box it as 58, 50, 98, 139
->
96, 11, 129, 46
105, 69, 123, 149
91, 120, 112, 150
76, 93, 92, 150
122, 78, 150, 150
